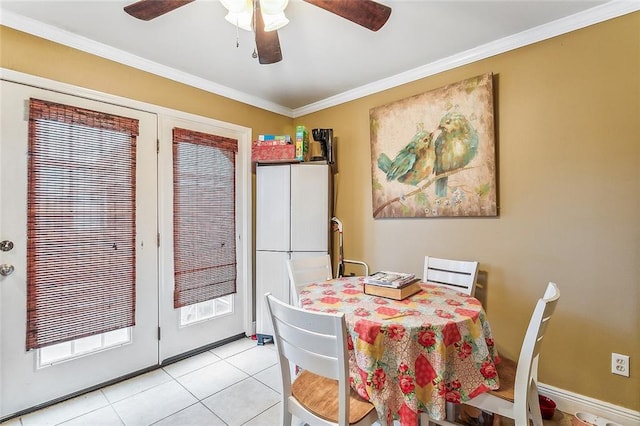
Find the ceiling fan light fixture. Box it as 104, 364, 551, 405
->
220, 0, 251, 14
261, 11, 289, 32
224, 10, 253, 31
221, 0, 252, 30
221, 0, 289, 32
259, 0, 288, 15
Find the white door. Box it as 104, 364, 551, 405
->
0, 80, 252, 418
0, 81, 159, 417
157, 116, 247, 361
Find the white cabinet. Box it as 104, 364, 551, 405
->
255, 163, 330, 344
290, 164, 330, 251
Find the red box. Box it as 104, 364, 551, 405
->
251, 143, 295, 162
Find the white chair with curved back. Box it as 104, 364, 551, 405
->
423, 256, 479, 296
422, 256, 479, 423
465, 281, 560, 425
264, 292, 380, 426
421, 282, 561, 426
286, 254, 333, 305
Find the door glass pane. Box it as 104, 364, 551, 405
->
74, 335, 102, 353
179, 295, 233, 326
38, 328, 131, 367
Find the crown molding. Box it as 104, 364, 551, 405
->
0, 10, 292, 117
2, 1, 638, 119
292, 0, 640, 117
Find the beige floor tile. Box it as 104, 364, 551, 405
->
153, 402, 226, 426
111, 380, 197, 425
59, 405, 124, 425
242, 403, 283, 425
175, 359, 248, 400
200, 377, 280, 425
102, 369, 173, 404
209, 337, 257, 359
20, 391, 109, 426
162, 351, 221, 379
253, 363, 282, 393
224, 345, 278, 376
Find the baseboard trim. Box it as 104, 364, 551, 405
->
538, 383, 639, 426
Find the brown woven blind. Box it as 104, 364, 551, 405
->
173, 128, 238, 308
26, 98, 138, 350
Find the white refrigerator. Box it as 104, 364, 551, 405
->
255, 162, 331, 344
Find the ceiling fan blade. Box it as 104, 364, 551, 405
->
303, 0, 391, 32
124, 0, 195, 21
254, 1, 283, 64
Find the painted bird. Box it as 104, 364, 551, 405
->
433, 112, 479, 197
377, 129, 435, 186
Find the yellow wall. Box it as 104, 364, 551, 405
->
0, 27, 293, 135
298, 13, 640, 410
2, 11, 639, 411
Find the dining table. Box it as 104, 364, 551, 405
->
299, 276, 500, 426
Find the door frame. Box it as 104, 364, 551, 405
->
0, 68, 254, 416
0, 79, 161, 417
157, 115, 251, 361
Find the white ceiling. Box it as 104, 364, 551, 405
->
1, 1, 637, 117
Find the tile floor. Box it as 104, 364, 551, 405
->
2, 337, 283, 426
1, 336, 573, 426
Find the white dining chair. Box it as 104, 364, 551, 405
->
422, 257, 479, 423
264, 292, 380, 426
286, 254, 333, 305
421, 282, 561, 426
423, 256, 479, 296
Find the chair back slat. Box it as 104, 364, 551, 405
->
271, 314, 341, 359
287, 255, 333, 304
278, 335, 341, 380
423, 256, 479, 295
514, 282, 560, 412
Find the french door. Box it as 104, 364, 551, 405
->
157, 116, 247, 361
0, 79, 249, 419
0, 80, 158, 418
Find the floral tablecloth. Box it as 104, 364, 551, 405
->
299, 276, 500, 426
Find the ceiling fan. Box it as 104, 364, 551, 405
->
124, 0, 392, 64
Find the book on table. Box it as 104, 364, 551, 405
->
364, 281, 422, 300
364, 271, 417, 288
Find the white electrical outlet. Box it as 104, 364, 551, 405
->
611, 353, 630, 377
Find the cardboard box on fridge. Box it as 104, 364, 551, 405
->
251, 142, 295, 162
295, 125, 309, 161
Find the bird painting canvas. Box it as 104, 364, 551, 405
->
370, 73, 497, 218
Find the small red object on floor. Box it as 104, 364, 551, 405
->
539, 395, 556, 419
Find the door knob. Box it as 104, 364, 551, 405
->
0, 264, 14, 276
0, 240, 13, 252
